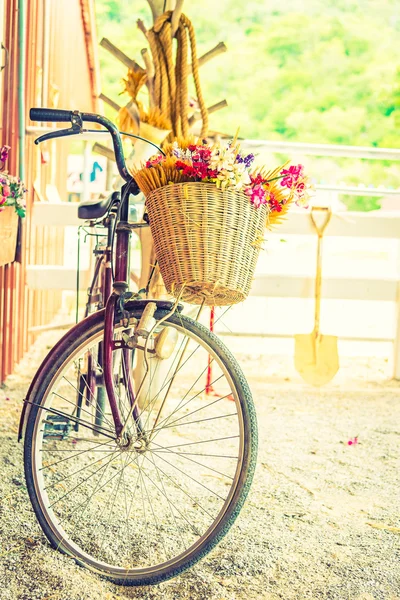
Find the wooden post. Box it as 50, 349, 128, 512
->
100, 38, 144, 72
171, 0, 184, 36
82, 141, 92, 203
394, 241, 400, 379
188, 99, 228, 127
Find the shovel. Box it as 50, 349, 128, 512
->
294, 207, 339, 386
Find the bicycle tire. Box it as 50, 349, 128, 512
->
24, 307, 257, 586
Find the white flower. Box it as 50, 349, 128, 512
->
209, 147, 236, 172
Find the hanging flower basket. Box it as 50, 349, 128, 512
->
0, 206, 19, 267
133, 138, 312, 306
0, 144, 27, 266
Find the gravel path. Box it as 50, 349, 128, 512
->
0, 332, 399, 600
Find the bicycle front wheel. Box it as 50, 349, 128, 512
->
24, 308, 257, 585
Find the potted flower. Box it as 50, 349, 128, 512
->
132, 136, 312, 306
0, 145, 27, 267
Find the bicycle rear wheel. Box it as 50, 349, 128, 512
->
24, 307, 257, 586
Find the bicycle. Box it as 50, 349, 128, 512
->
19, 107, 258, 586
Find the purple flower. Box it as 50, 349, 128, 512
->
244, 153, 255, 168
236, 153, 255, 168
0, 145, 10, 163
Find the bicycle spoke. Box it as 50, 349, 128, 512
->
151, 393, 232, 431
151, 435, 240, 451
25, 400, 116, 440
146, 451, 187, 552
46, 447, 120, 498
40, 439, 115, 470
150, 371, 223, 441
62, 375, 114, 430
57, 447, 121, 527
141, 452, 214, 526
149, 412, 237, 434
148, 440, 234, 481
139, 454, 204, 538
149, 449, 226, 502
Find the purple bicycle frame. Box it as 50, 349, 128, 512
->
103, 187, 137, 438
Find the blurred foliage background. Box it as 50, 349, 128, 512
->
94, 0, 400, 210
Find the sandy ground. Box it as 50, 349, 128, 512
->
0, 331, 399, 600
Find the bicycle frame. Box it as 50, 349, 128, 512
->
19, 108, 159, 442
102, 181, 141, 438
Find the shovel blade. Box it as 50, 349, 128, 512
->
294, 333, 339, 387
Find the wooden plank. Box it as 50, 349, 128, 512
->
243, 139, 400, 161
31, 202, 82, 226
26, 265, 90, 290
250, 274, 398, 302
271, 210, 400, 239
216, 331, 394, 343
393, 242, 400, 380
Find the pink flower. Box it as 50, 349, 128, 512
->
348, 436, 358, 446
280, 164, 304, 189
192, 146, 211, 162
145, 154, 164, 168
2, 185, 10, 197
295, 182, 305, 195
0, 195, 6, 206
248, 184, 267, 208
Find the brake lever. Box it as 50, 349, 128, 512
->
34, 127, 82, 145
34, 111, 83, 145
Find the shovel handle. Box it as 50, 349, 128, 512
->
310, 206, 332, 237
311, 207, 332, 336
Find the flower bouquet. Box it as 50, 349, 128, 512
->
132, 137, 312, 306
0, 145, 27, 217
0, 145, 27, 267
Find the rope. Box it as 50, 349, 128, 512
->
148, 11, 208, 139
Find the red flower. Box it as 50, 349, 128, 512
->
250, 173, 268, 186
175, 160, 187, 170
268, 192, 282, 212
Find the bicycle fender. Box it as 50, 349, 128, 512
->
17, 312, 103, 442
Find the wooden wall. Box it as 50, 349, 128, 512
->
0, 0, 98, 383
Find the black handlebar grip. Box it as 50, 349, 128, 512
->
30, 108, 73, 122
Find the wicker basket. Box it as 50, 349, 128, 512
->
0, 207, 18, 267
146, 182, 267, 306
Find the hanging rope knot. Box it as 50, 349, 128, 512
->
147, 12, 208, 139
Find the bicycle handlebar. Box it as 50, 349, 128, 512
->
30, 108, 72, 122
29, 108, 133, 184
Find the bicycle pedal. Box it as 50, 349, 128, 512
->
43, 415, 72, 440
